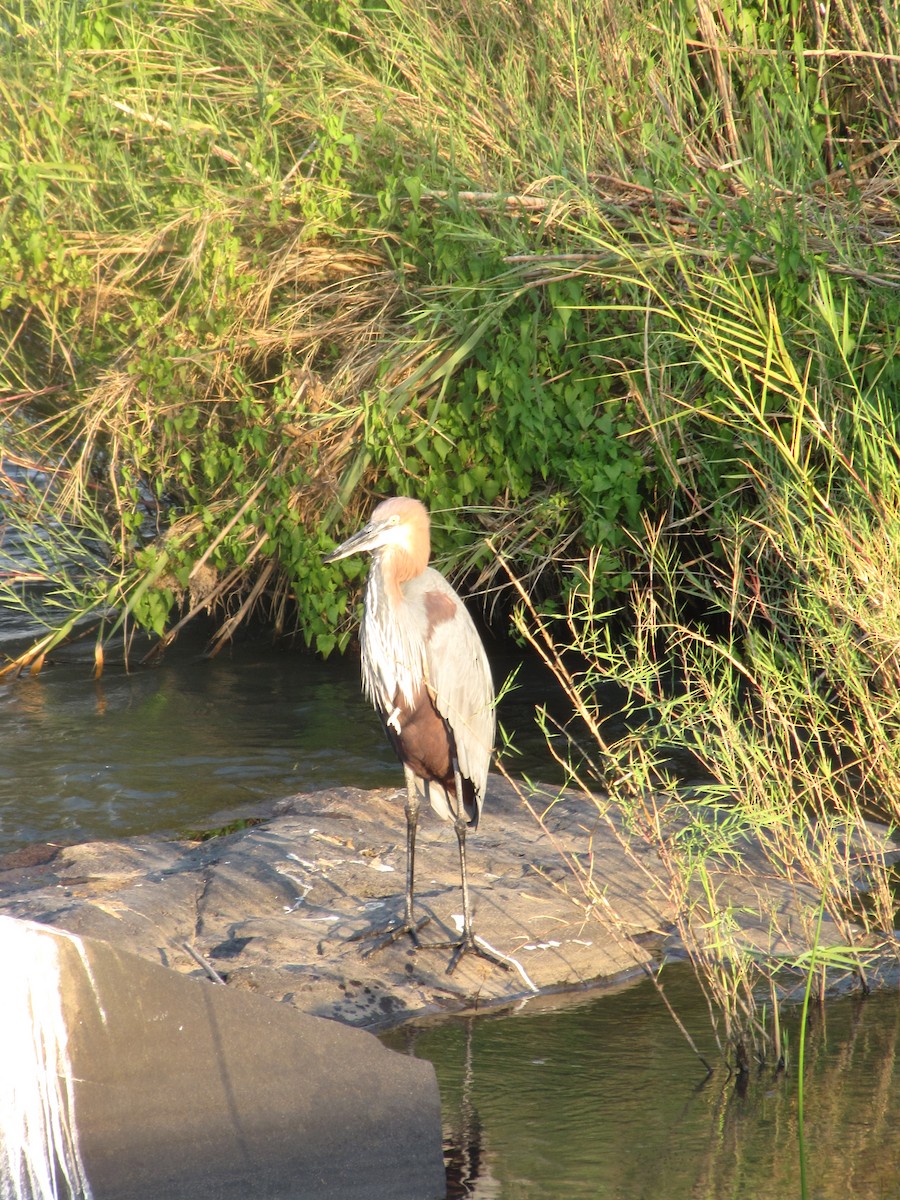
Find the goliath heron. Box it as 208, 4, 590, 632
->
325, 496, 502, 973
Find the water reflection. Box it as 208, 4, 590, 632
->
386, 969, 900, 1199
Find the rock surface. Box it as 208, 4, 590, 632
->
0, 776, 893, 1028
0, 917, 445, 1200
0, 777, 668, 1027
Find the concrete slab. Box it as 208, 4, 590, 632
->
0, 917, 445, 1200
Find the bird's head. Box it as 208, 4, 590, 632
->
324, 497, 431, 578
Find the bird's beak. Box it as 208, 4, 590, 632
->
323, 520, 382, 563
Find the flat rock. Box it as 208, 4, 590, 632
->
0, 777, 894, 1027
0, 778, 666, 1027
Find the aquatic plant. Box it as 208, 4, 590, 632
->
500, 275, 900, 1066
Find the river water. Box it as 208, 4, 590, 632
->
1, 597, 898, 1197
386, 968, 900, 1199
0, 630, 574, 850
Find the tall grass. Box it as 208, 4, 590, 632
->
3, 0, 898, 669
504, 250, 900, 1064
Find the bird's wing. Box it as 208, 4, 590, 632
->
419, 570, 495, 803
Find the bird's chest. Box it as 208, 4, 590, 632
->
359, 582, 429, 716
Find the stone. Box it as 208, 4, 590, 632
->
0, 778, 665, 1028
1, 776, 892, 1030
0, 917, 445, 1200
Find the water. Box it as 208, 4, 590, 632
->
386, 968, 900, 1199
0, 637, 383, 848
0, 631, 573, 852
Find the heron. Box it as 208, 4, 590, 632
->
324, 496, 503, 974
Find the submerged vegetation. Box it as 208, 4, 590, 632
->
3, 0, 900, 1063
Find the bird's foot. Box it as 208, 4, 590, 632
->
419, 931, 512, 976
447, 935, 513, 976
349, 915, 431, 957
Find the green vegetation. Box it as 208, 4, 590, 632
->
505, 275, 900, 1065
3, 0, 900, 1063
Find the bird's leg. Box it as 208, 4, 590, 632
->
401, 765, 424, 933
446, 808, 475, 969
356, 765, 430, 956
437, 763, 510, 977
444, 810, 507, 976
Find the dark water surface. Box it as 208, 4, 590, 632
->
0, 635, 399, 849
0, 632, 570, 851
386, 968, 900, 1200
